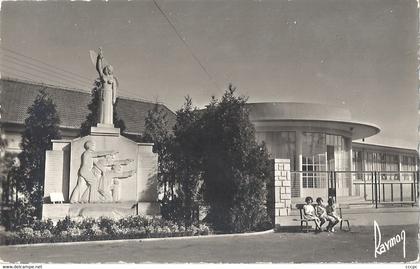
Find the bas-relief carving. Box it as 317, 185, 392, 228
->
69, 141, 136, 203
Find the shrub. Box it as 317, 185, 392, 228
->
118, 215, 148, 229
32, 219, 54, 232
41, 229, 53, 238
19, 227, 34, 240
198, 224, 211, 235
68, 227, 82, 237
98, 216, 115, 233
55, 216, 76, 234
9, 199, 37, 231
81, 221, 102, 240
77, 217, 95, 230
108, 223, 120, 236
5, 215, 212, 245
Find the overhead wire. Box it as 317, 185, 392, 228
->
151, 0, 220, 92
0, 47, 138, 97
0, 3, 222, 103
1, 72, 38, 84
0, 45, 93, 81
2, 53, 93, 85
0, 41, 178, 105
0, 50, 161, 104
1, 58, 92, 89
0, 47, 94, 87
0, 64, 90, 90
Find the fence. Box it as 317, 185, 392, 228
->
290, 170, 419, 208
351, 171, 418, 208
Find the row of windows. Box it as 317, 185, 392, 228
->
302, 177, 327, 188
255, 131, 296, 170
257, 131, 418, 186
302, 133, 350, 188
352, 151, 417, 171
352, 150, 417, 180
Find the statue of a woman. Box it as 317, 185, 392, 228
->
95, 48, 117, 126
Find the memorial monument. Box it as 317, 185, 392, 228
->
42, 48, 160, 219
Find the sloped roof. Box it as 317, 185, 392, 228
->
0, 78, 176, 135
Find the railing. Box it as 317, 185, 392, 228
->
290, 171, 344, 200
351, 171, 418, 208
290, 170, 419, 208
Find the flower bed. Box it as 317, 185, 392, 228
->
5, 216, 212, 245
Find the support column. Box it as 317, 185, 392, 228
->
350, 146, 354, 193
398, 154, 402, 181
296, 130, 303, 198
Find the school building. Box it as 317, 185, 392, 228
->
246, 102, 418, 203
1, 78, 418, 203
0, 78, 176, 154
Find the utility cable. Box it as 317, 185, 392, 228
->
152, 0, 220, 92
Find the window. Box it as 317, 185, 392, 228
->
365, 152, 373, 171
385, 154, 398, 180
352, 150, 363, 180
401, 155, 416, 180
255, 131, 296, 170
302, 154, 327, 188
302, 133, 327, 189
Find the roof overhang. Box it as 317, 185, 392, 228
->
246, 102, 381, 140
251, 119, 380, 140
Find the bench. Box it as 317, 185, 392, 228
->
293, 204, 318, 232
338, 207, 351, 231
294, 204, 351, 232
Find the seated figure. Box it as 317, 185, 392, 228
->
303, 196, 321, 231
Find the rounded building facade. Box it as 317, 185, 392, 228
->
246, 102, 380, 198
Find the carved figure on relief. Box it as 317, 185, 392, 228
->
69, 141, 115, 203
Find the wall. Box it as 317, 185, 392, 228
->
273, 159, 292, 226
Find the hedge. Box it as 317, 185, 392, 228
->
6, 215, 212, 245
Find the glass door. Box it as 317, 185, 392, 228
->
301, 133, 328, 199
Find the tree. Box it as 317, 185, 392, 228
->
142, 103, 173, 199
0, 104, 8, 203
142, 103, 184, 222
199, 85, 272, 232
113, 98, 126, 134
80, 82, 126, 136
155, 86, 272, 231
142, 99, 204, 226
170, 97, 203, 226
14, 90, 61, 222
80, 86, 100, 136
0, 127, 8, 200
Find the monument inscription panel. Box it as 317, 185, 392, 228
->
44, 150, 64, 201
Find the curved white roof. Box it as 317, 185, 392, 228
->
246, 102, 380, 140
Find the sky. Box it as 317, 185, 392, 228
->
0, 0, 418, 149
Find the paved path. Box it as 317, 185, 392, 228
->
0, 225, 417, 263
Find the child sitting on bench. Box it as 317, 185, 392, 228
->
325, 197, 341, 232
315, 197, 328, 229
303, 196, 321, 231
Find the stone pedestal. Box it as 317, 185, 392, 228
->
43, 202, 160, 220
90, 125, 120, 137
42, 126, 160, 220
